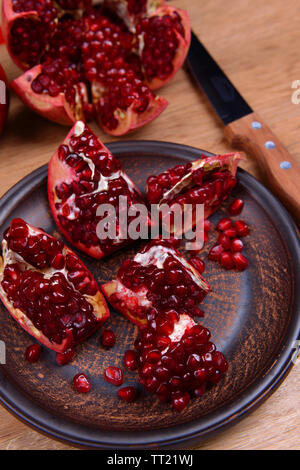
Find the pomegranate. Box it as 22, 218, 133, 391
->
146, 153, 242, 237
102, 239, 210, 326
134, 312, 228, 411
48, 121, 150, 259
3, 0, 190, 135
0, 64, 9, 134
0, 219, 110, 353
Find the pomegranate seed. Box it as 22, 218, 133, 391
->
228, 198, 244, 215
234, 220, 249, 237
104, 366, 124, 386
220, 252, 235, 270
118, 386, 138, 403
231, 238, 244, 253
216, 218, 232, 232
204, 220, 211, 232
232, 252, 249, 271
73, 373, 91, 393
25, 344, 41, 363
217, 233, 231, 250
224, 227, 237, 238
101, 330, 116, 348
188, 256, 206, 273
208, 244, 224, 262
124, 350, 138, 371
194, 383, 206, 397
56, 348, 76, 366
172, 392, 191, 412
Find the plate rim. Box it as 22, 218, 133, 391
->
0, 140, 299, 449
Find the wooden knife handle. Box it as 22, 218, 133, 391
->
224, 112, 300, 221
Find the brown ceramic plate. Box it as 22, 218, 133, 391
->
0, 141, 299, 449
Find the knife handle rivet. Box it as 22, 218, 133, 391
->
265, 141, 276, 149
280, 161, 292, 170
252, 121, 262, 129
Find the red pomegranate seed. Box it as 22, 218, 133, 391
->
228, 198, 244, 215
232, 252, 249, 271
224, 227, 237, 238
231, 238, 244, 253
124, 350, 138, 371
194, 383, 206, 397
204, 220, 211, 233
234, 220, 249, 237
56, 348, 76, 366
220, 252, 235, 270
101, 330, 116, 348
216, 218, 232, 232
208, 244, 224, 262
212, 351, 229, 373
172, 392, 191, 412
73, 373, 91, 393
118, 386, 138, 403
104, 366, 124, 386
25, 344, 41, 363
188, 256, 206, 274
217, 233, 231, 250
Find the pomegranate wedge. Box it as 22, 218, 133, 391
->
48, 121, 151, 259
3, 0, 189, 135
146, 153, 242, 236
102, 239, 210, 326
135, 312, 228, 411
0, 219, 109, 353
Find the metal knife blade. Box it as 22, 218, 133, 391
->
186, 31, 252, 125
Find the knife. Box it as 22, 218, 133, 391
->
186, 31, 300, 221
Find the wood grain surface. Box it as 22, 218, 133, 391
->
0, 0, 299, 451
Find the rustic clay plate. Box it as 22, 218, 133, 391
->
0, 141, 299, 449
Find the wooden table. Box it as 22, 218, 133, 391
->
0, 0, 299, 450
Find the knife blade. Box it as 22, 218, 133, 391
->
186, 31, 300, 222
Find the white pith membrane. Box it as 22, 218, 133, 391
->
54, 121, 144, 245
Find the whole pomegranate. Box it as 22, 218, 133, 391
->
0, 218, 110, 352
2, 0, 190, 135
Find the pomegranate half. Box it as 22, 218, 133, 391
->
102, 239, 210, 326
48, 121, 151, 259
146, 153, 242, 237
2, 0, 190, 135
0, 218, 110, 352
0, 64, 9, 134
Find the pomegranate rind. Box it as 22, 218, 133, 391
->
102, 243, 210, 326
0, 64, 9, 135
103, 0, 165, 31
0, 222, 110, 353
140, 5, 191, 91
48, 121, 148, 258
11, 65, 87, 126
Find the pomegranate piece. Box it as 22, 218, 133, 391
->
101, 329, 116, 348
102, 239, 210, 326
208, 244, 224, 262
25, 344, 41, 363
217, 233, 231, 250
73, 373, 91, 393
188, 256, 205, 274
0, 65, 9, 134
56, 348, 76, 366
216, 217, 233, 232
124, 349, 138, 371
234, 220, 249, 237
104, 366, 124, 386
146, 153, 241, 237
135, 312, 228, 410
3, 0, 189, 135
219, 252, 235, 270
231, 238, 244, 253
232, 252, 249, 271
118, 386, 138, 403
0, 219, 109, 353
228, 198, 244, 216
48, 121, 150, 259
